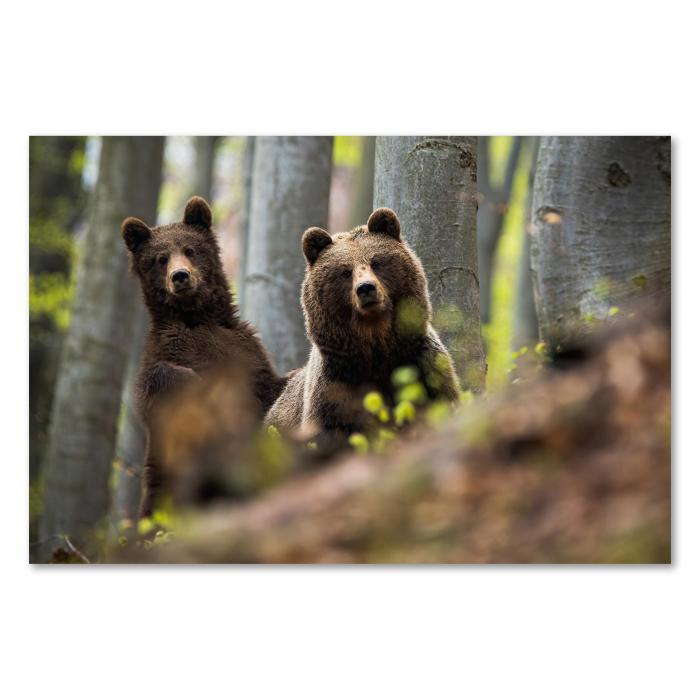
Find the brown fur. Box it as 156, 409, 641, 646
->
266, 207, 461, 442
122, 196, 287, 516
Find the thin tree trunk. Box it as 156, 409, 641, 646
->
477, 136, 523, 325
29, 137, 87, 481
112, 309, 149, 523
39, 136, 164, 560
242, 136, 333, 373
349, 136, 376, 226
192, 136, 220, 202
530, 136, 671, 346
237, 136, 256, 311
374, 136, 486, 392
111, 137, 164, 522
513, 137, 540, 349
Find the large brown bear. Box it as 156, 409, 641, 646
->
122, 196, 286, 516
266, 207, 461, 440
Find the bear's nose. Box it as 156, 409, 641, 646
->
171, 269, 191, 285
356, 281, 377, 301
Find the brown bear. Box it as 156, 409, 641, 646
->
265, 207, 461, 440
122, 196, 287, 516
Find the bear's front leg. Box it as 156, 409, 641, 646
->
137, 362, 200, 517
139, 361, 200, 417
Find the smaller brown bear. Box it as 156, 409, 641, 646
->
122, 197, 287, 516
265, 207, 461, 441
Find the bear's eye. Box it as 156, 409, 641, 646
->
371, 256, 388, 271
341, 269, 352, 279
158, 254, 168, 266
184, 247, 195, 258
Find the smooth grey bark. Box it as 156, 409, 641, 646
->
530, 136, 671, 346
113, 139, 166, 523
39, 136, 164, 559
513, 137, 540, 349
237, 136, 256, 311
477, 136, 523, 325
242, 136, 333, 373
111, 308, 149, 523
349, 136, 376, 226
374, 136, 486, 391
192, 136, 220, 202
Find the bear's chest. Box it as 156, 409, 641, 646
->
155, 324, 238, 370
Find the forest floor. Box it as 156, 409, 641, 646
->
109, 309, 671, 565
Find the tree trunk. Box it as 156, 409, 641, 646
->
513, 137, 540, 349
112, 136, 166, 523
39, 136, 164, 560
242, 136, 333, 373
477, 136, 523, 325
374, 136, 485, 391
349, 136, 376, 226
192, 136, 219, 202
29, 137, 87, 481
112, 308, 150, 524
236, 136, 256, 311
530, 136, 671, 346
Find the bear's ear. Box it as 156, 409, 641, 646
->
302, 227, 333, 264
367, 207, 401, 241
121, 217, 152, 254
183, 196, 213, 229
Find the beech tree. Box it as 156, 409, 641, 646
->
373, 136, 486, 391
530, 136, 671, 346
192, 136, 220, 202
349, 136, 376, 226
513, 137, 540, 349
242, 136, 333, 372
39, 136, 164, 559
237, 136, 256, 311
477, 136, 523, 325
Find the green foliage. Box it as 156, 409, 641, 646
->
395, 297, 425, 337
349, 432, 370, 454
351, 364, 455, 456
426, 400, 451, 427
394, 400, 416, 427
363, 391, 384, 415
333, 136, 362, 168
396, 382, 427, 405
29, 219, 74, 260
482, 136, 533, 389
29, 273, 74, 330
254, 425, 294, 488
391, 366, 419, 387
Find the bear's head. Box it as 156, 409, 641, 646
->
122, 197, 233, 324
301, 208, 431, 352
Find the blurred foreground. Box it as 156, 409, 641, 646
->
100, 309, 671, 564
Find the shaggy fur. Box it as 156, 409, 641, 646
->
122, 196, 287, 516
266, 207, 461, 440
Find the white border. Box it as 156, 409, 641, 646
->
2, 3, 698, 699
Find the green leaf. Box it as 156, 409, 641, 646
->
137, 518, 153, 536
363, 391, 384, 415
391, 366, 419, 387
394, 400, 416, 427
348, 433, 369, 455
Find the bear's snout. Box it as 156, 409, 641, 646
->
356, 281, 378, 305
166, 250, 198, 296
170, 268, 192, 292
